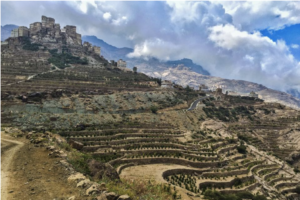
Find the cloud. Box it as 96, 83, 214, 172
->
103, 12, 111, 21
127, 38, 180, 60
291, 44, 299, 49
218, 1, 300, 31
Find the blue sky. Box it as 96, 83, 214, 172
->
261, 24, 300, 60
1, 1, 300, 95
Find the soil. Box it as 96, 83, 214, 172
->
120, 164, 204, 200
1, 132, 85, 200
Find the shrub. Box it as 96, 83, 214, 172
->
237, 145, 247, 154
150, 105, 158, 114
22, 37, 42, 51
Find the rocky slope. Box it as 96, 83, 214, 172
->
139, 65, 300, 110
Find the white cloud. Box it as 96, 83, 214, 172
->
207, 24, 299, 91
103, 12, 111, 21
218, 1, 300, 31
127, 38, 180, 61
291, 44, 299, 49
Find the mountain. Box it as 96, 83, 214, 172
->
81, 35, 300, 109
140, 65, 300, 109
82, 35, 210, 76
1, 24, 18, 41
82, 35, 133, 61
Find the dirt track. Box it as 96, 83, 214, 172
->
1, 133, 84, 200
1, 133, 24, 199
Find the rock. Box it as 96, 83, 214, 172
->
77, 179, 91, 188
9, 190, 14, 193
106, 192, 119, 200
117, 195, 131, 200
97, 193, 107, 200
68, 173, 86, 183
26, 133, 33, 139
86, 184, 100, 196
88, 160, 120, 181
68, 196, 76, 200
46, 145, 55, 151
68, 140, 84, 150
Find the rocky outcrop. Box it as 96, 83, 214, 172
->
88, 160, 120, 181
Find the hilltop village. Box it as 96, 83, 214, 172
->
1, 16, 300, 200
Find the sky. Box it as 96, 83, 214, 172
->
1, 1, 300, 95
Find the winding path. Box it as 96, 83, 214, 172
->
1, 133, 24, 199
187, 96, 210, 111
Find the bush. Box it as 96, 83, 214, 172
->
237, 145, 247, 154
150, 105, 158, 114
68, 150, 92, 174
204, 190, 267, 200
48, 48, 88, 69
22, 37, 42, 51
296, 186, 300, 194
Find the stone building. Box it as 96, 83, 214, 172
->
7, 15, 102, 56
161, 80, 173, 88
10, 26, 29, 37
93, 46, 101, 55
42, 15, 55, 28
249, 91, 259, 98
29, 22, 42, 35
117, 59, 126, 68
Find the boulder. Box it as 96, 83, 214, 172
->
105, 192, 119, 200
86, 184, 100, 195
77, 179, 91, 188
68, 173, 86, 183
117, 195, 131, 200
97, 193, 107, 200
88, 160, 120, 181
68, 196, 76, 200
68, 140, 84, 150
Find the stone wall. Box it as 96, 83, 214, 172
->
109, 157, 227, 168
162, 168, 208, 178
198, 175, 254, 189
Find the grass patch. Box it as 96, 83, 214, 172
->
100, 177, 175, 200
68, 150, 92, 175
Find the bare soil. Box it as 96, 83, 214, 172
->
120, 164, 203, 200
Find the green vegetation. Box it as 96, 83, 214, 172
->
204, 190, 267, 200
101, 177, 175, 200
68, 150, 92, 174
237, 144, 247, 154
150, 105, 158, 114
22, 37, 42, 51
203, 106, 255, 122
295, 186, 300, 194
133, 66, 137, 73
48, 49, 88, 69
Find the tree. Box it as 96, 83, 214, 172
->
133, 66, 137, 73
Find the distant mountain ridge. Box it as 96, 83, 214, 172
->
82, 35, 210, 76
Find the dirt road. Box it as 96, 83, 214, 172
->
1, 133, 84, 200
1, 134, 24, 199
